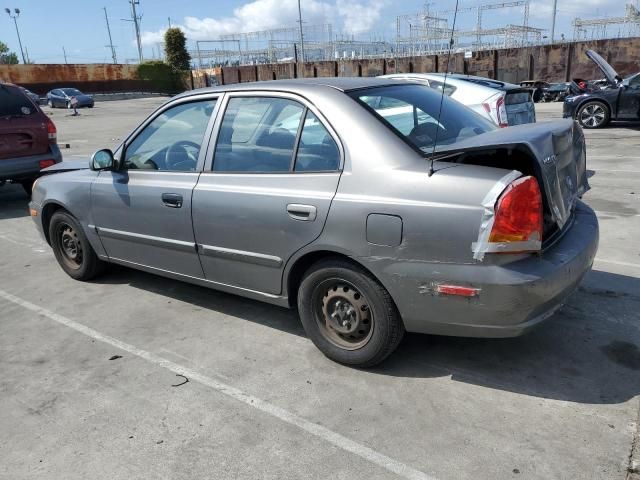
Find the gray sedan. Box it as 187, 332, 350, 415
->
29, 78, 598, 367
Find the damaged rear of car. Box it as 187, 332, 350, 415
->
346, 83, 597, 339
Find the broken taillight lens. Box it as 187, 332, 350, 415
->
489, 176, 543, 249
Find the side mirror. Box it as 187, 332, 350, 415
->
91, 149, 115, 171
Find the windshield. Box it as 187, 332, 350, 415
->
62, 88, 83, 96
349, 84, 496, 154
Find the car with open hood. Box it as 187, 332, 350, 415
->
29, 78, 598, 367
563, 49, 640, 128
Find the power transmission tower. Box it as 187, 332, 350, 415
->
103, 7, 118, 64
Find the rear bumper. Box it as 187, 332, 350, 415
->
0, 146, 63, 181
365, 201, 599, 337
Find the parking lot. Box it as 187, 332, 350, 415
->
1, 98, 639, 479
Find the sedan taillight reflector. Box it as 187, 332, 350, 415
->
39, 159, 55, 169
436, 285, 480, 297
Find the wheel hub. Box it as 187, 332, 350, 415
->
320, 283, 372, 347
59, 225, 82, 265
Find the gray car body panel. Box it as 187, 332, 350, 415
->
30, 78, 598, 337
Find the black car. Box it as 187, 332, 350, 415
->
46, 88, 94, 109
563, 50, 640, 128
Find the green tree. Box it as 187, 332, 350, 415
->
0, 41, 19, 64
164, 28, 191, 71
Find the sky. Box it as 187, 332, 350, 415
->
0, 0, 631, 64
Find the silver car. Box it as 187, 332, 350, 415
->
29, 78, 598, 367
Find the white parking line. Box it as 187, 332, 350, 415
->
0, 288, 437, 480
590, 169, 640, 174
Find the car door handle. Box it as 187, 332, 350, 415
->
286, 204, 317, 221
162, 193, 183, 208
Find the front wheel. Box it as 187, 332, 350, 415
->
47, 99, 54, 108
297, 259, 404, 367
49, 211, 105, 280
577, 101, 610, 129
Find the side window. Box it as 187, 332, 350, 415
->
124, 99, 216, 172
213, 97, 304, 172
294, 111, 340, 172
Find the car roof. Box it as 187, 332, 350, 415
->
174, 77, 409, 100
379, 73, 499, 93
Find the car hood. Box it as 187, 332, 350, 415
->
437, 119, 589, 230
41, 159, 90, 174
586, 50, 620, 85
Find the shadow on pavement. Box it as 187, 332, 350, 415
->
97, 265, 640, 405
0, 184, 30, 220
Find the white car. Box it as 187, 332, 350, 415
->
379, 73, 536, 128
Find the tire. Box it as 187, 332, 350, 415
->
297, 258, 405, 367
65, 101, 70, 109
88, 105, 94, 108
49, 211, 105, 281
577, 101, 610, 129
47, 99, 54, 108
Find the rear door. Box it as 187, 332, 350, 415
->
192, 93, 342, 295
91, 95, 219, 277
0, 85, 49, 160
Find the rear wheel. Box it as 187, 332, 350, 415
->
49, 211, 105, 280
297, 259, 404, 367
577, 101, 610, 129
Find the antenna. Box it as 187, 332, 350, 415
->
428, 0, 460, 177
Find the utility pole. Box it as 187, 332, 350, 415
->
129, 0, 143, 63
168, 17, 172, 28
63, 46, 68, 64
103, 7, 118, 64
4, 8, 26, 64
550, 0, 558, 42
297, 0, 305, 63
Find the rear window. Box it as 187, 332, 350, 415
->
350, 84, 495, 154
505, 92, 532, 105
0, 85, 37, 117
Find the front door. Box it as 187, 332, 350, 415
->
91, 97, 218, 278
192, 94, 343, 294
617, 75, 640, 119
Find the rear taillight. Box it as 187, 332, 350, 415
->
46, 118, 57, 143
496, 96, 508, 128
482, 94, 509, 128
39, 159, 55, 169
489, 176, 543, 251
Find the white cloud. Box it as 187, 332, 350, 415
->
141, 0, 388, 45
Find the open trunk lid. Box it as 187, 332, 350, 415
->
0, 84, 50, 160
437, 119, 589, 231
585, 50, 621, 86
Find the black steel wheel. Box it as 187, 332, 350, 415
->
49, 211, 105, 280
577, 101, 610, 129
297, 258, 404, 367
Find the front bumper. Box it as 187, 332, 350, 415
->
0, 146, 63, 181
365, 201, 599, 337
